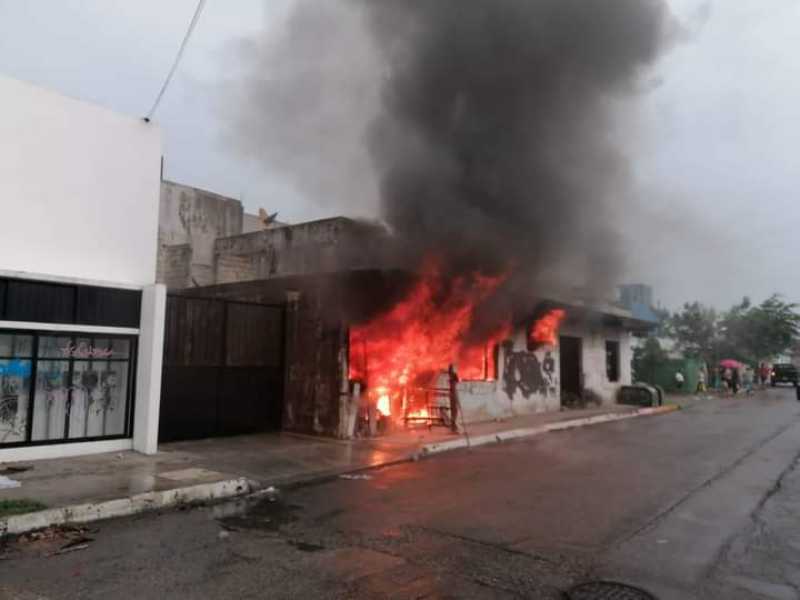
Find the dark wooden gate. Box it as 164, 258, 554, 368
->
159, 295, 285, 442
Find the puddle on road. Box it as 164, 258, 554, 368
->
287, 540, 326, 552
212, 490, 330, 554
214, 489, 302, 532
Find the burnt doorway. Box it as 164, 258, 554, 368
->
559, 335, 582, 405
159, 296, 285, 442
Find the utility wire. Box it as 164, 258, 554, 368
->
144, 0, 207, 121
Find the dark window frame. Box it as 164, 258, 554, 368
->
606, 340, 621, 383
0, 328, 137, 449
0, 277, 142, 328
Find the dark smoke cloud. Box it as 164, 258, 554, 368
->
223, 0, 674, 321
220, 0, 382, 216
359, 0, 673, 299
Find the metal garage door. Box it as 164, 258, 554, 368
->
158, 295, 284, 442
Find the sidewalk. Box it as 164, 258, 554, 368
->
0, 403, 678, 536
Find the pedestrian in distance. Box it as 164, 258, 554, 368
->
731, 367, 741, 395
742, 367, 754, 395
696, 366, 707, 394
721, 367, 732, 394
760, 362, 771, 387
675, 370, 685, 392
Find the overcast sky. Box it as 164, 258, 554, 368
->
1, 0, 797, 310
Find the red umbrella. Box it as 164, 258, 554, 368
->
719, 359, 744, 369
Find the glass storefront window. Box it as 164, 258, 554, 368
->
31, 360, 70, 441
0, 360, 32, 444
0, 334, 34, 444
0, 333, 33, 358
37, 335, 73, 359
1, 331, 135, 447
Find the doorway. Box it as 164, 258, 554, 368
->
559, 335, 582, 405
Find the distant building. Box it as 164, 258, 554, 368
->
618, 284, 661, 327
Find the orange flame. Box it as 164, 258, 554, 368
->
406, 407, 429, 421
348, 260, 510, 410
528, 309, 566, 347
376, 392, 391, 417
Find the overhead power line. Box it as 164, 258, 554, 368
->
144, 0, 207, 122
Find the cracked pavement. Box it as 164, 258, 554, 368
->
2, 389, 800, 599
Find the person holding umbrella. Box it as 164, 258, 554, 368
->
720, 359, 743, 396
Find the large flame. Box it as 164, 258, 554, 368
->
528, 308, 566, 347
348, 260, 511, 417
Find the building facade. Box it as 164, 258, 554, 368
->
0, 75, 165, 461
168, 273, 646, 441
156, 182, 388, 291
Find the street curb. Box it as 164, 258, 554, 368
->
0, 477, 258, 537
420, 405, 680, 456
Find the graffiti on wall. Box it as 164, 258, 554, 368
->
501, 342, 558, 400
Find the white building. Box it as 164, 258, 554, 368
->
457, 303, 639, 424
0, 74, 165, 462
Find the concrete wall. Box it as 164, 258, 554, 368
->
216, 253, 256, 285
156, 244, 192, 289
159, 181, 243, 246
213, 218, 387, 283
242, 213, 265, 234
158, 181, 244, 288
457, 327, 560, 424
562, 321, 633, 405
0, 74, 161, 286
457, 319, 633, 424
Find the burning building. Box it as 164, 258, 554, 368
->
160, 266, 651, 441
156, 0, 672, 442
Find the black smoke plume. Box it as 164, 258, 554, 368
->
361, 0, 672, 290
224, 0, 674, 325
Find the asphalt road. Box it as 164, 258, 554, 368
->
2, 388, 800, 600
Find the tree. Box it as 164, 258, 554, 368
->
669, 301, 719, 363
721, 295, 800, 363
652, 305, 672, 338
632, 336, 667, 384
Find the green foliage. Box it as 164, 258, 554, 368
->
651, 306, 672, 338
669, 295, 800, 365
720, 295, 800, 364
669, 301, 719, 362
0, 498, 46, 517
632, 336, 667, 383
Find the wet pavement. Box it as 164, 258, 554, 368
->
1, 389, 799, 599
0, 404, 637, 515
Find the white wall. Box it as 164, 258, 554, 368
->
457, 328, 560, 424
0, 75, 162, 286
562, 322, 633, 405
456, 320, 635, 423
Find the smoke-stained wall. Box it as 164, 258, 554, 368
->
458, 320, 633, 424
158, 181, 245, 288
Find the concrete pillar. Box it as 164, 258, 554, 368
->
133, 283, 166, 454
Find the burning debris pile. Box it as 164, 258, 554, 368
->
225, 0, 674, 431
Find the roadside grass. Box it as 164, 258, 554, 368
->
0, 499, 46, 518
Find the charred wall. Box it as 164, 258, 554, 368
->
178, 269, 413, 437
